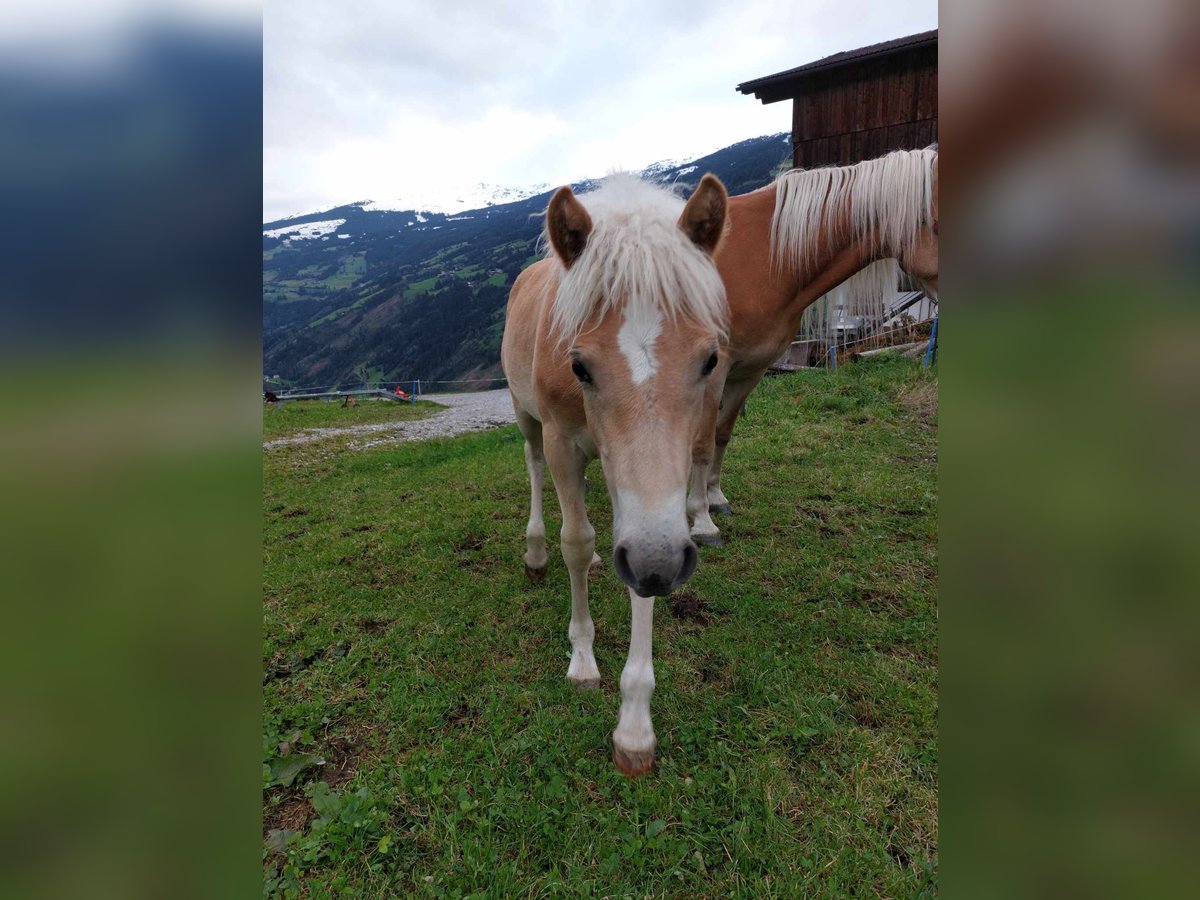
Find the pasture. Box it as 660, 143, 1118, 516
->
263, 355, 938, 897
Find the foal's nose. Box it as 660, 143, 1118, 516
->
613, 540, 698, 597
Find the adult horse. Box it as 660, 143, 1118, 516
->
501, 173, 729, 776
688, 148, 939, 545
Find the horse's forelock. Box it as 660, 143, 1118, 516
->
545, 175, 727, 346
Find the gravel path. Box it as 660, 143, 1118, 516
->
263, 389, 516, 450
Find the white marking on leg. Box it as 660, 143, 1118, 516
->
563, 523, 600, 686
613, 590, 656, 755
547, 435, 601, 687
617, 306, 663, 385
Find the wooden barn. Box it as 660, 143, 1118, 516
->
736, 30, 937, 169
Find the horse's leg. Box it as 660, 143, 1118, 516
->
707, 431, 734, 516
516, 409, 549, 581
708, 379, 757, 516
545, 431, 601, 689
688, 386, 722, 546
612, 588, 656, 776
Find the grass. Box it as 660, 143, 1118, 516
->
324, 254, 367, 291
263, 398, 441, 441
404, 276, 438, 298
262, 356, 938, 896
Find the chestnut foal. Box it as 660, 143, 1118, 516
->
501, 173, 729, 776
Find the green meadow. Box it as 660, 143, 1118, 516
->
263, 356, 938, 897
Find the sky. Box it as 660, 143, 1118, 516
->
264, 0, 937, 222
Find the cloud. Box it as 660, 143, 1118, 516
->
264, 0, 938, 220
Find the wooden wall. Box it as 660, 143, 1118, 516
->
790, 45, 937, 168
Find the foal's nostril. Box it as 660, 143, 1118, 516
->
613, 544, 634, 586
676, 542, 699, 587
615, 541, 699, 595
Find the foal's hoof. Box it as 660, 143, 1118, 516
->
524, 563, 546, 583
692, 532, 724, 548
709, 502, 734, 517
588, 553, 604, 574
568, 676, 601, 691
613, 744, 655, 778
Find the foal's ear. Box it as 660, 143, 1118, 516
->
547, 186, 593, 269
679, 173, 728, 256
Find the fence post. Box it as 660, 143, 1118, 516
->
829, 341, 837, 370
924, 315, 939, 367
411, 380, 417, 404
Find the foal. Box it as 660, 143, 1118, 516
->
501, 174, 728, 775
688, 148, 939, 545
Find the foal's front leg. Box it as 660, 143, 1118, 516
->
612, 588, 656, 776
545, 433, 601, 689
519, 416, 549, 580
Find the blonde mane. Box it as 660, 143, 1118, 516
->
545, 174, 727, 343
769, 148, 936, 341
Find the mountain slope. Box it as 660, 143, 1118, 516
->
263, 132, 791, 387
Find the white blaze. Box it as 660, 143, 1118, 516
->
617, 307, 663, 385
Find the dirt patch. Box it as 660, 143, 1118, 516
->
359, 617, 389, 634
262, 643, 348, 684
889, 644, 938, 669
263, 792, 313, 839
444, 701, 482, 731
851, 699, 886, 730
456, 554, 501, 572
282, 507, 309, 518
696, 652, 733, 690
794, 503, 846, 537
897, 453, 938, 465
454, 531, 487, 553
886, 842, 913, 869
669, 590, 710, 624
263, 651, 319, 684
262, 733, 365, 840
901, 382, 938, 420
320, 735, 361, 789
849, 589, 904, 611
340, 524, 373, 536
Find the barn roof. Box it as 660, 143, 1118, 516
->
736, 29, 937, 103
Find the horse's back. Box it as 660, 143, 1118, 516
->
502, 259, 557, 422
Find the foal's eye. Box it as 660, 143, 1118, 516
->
701, 353, 719, 376
571, 360, 592, 384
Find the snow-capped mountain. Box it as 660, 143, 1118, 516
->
263, 133, 793, 386
357, 182, 553, 216
265, 145, 756, 234
262, 218, 348, 241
